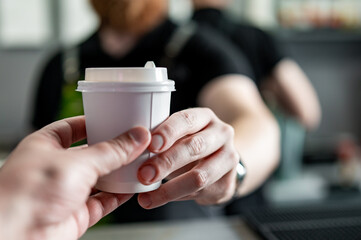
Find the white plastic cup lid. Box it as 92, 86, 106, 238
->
85, 61, 167, 82
76, 80, 175, 93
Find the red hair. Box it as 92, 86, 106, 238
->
90, 0, 167, 35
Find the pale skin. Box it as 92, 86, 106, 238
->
261, 59, 321, 130
198, 75, 281, 196
0, 116, 152, 240
137, 75, 280, 208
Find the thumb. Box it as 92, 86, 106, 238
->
79, 126, 151, 177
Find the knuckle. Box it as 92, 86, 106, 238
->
213, 185, 233, 205
203, 107, 215, 117
106, 138, 131, 162
160, 152, 175, 170
90, 143, 118, 174
222, 187, 235, 203
222, 124, 235, 137
226, 178, 236, 197
177, 110, 196, 128
196, 199, 210, 206
186, 136, 206, 157
93, 142, 110, 153
217, 194, 232, 205
187, 191, 199, 199
229, 151, 239, 166
160, 123, 177, 139
158, 186, 171, 203
213, 198, 224, 205
192, 169, 208, 189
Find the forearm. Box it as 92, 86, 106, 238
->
232, 110, 280, 196
271, 59, 321, 130
198, 74, 280, 197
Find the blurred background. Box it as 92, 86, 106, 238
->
0, 0, 360, 204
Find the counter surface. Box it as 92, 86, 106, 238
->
80, 217, 261, 240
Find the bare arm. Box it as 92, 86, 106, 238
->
198, 74, 280, 196
135, 74, 279, 207
262, 59, 322, 130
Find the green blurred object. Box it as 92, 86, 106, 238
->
92, 214, 116, 227
58, 47, 84, 120
268, 105, 306, 180
58, 81, 83, 120
57, 48, 86, 147
57, 81, 86, 146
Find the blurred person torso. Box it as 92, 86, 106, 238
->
192, 7, 284, 87
32, 0, 257, 222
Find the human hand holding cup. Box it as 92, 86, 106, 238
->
77, 61, 175, 193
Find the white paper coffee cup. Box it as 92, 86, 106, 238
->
77, 62, 175, 193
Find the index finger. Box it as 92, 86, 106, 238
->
149, 108, 216, 153
38, 116, 87, 149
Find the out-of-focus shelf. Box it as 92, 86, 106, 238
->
269, 28, 361, 43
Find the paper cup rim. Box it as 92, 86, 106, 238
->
76, 80, 175, 93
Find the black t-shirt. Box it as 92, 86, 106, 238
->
193, 8, 285, 87
32, 19, 253, 129
32, 19, 255, 222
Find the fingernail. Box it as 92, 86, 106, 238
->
150, 134, 164, 151
139, 193, 152, 208
129, 128, 149, 144
139, 165, 156, 183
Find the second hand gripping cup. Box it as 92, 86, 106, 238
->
77, 61, 175, 193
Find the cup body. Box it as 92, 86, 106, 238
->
77, 79, 174, 193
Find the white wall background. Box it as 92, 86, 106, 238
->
0, 0, 98, 147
